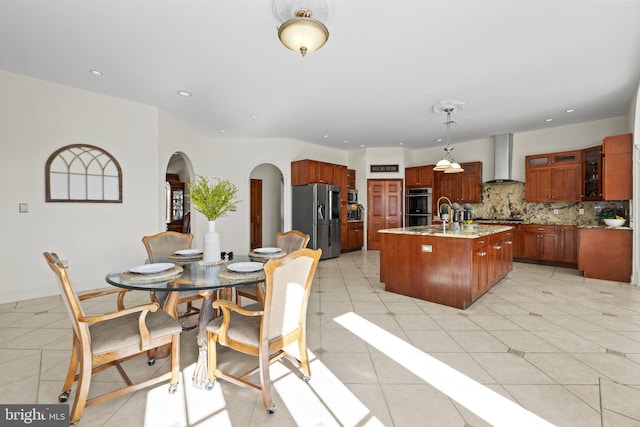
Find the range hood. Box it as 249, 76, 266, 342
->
485, 133, 522, 184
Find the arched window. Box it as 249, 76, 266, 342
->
46, 144, 122, 203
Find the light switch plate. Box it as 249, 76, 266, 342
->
19, 203, 28, 213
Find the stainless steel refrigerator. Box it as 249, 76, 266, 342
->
292, 183, 341, 259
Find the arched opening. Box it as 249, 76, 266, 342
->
249, 163, 284, 249
165, 152, 194, 233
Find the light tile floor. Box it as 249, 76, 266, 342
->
2, 251, 640, 426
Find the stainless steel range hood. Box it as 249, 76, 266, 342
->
485, 133, 521, 183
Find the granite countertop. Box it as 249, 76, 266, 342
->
347, 220, 364, 223
379, 224, 513, 239
471, 218, 633, 230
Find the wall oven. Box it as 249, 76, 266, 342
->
405, 187, 432, 226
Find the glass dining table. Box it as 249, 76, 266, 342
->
105, 255, 265, 389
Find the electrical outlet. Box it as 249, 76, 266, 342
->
421, 245, 432, 253
19, 203, 28, 213
553, 209, 559, 214
579, 208, 584, 215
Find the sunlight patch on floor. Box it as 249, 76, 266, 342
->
144, 363, 233, 427
272, 350, 385, 426
334, 312, 555, 427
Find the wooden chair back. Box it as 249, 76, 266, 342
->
142, 231, 193, 261
275, 230, 310, 253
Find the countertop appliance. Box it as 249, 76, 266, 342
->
405, 187, 432, 226
292, 183, 341, 259
348, 203, 364, 221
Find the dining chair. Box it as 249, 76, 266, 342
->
142, 231, 204, 322
207, 248, 321, 414
43, 252, 181, 424
236, 230, 310, 305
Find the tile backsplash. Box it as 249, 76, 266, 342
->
467, 182, 630, 226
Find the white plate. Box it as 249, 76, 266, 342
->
129, 263, 175, 274
254, 247, 282, 254
174, 249, 203, 256
227, 262, 264, 273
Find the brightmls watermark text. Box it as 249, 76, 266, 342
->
1, 405, 67, 426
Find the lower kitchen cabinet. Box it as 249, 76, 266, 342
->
342, 221, 364, 252
520, 224, 577, 265
578, 228, 632, 282
522, 225, 558, 261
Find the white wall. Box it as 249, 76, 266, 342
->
1, 71, 160, 302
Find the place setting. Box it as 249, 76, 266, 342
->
218, 260, 265, 281
249, 246, 286, 261
168, 248, 204, 261
120, 262, 184, 282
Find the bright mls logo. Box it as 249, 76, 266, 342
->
1, 405, 67, 426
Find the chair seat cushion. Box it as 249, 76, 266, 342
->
90, 310, 181, 356
206, 303, 262, 346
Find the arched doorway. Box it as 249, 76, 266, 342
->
249, 163, 284, 249
165, 152, 193, 233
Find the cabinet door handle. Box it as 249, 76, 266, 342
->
493, 245, 501, 250
505, 241, 513, 245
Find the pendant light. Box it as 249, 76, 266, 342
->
433, 101, 465, 173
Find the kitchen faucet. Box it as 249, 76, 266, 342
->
436, 196, 453, 231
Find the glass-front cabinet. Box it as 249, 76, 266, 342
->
166, 173, 185, 232
582, 145, 602, 201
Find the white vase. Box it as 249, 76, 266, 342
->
203, 220, 221, 263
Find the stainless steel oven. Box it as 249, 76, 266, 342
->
405, 188, 432, 226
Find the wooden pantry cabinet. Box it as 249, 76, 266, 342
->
603, 133, 633, 201
525, 150, 581, 202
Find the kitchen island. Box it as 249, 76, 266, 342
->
379, 224, 514, 309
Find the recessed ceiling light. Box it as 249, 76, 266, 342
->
566, 109, 575, 113
177, 90, 191, 97
545, 118, 553, 122
399, 142, 404, 146
360, 144, 365, 148
323, 135, 329, 138
89, 69, 102, 76
249, 114, 257, 119
220, 129, 226, 133
343, 140, 348, 144
436, 138, 443, 142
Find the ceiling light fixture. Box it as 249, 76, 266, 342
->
278, 9, 329, 56
89, 69, 102, 76
432, 100, 465, 173
177, 90, 191, 97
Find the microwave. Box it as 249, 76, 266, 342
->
347, 189, 358, 203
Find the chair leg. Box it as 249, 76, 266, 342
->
60, 334, 80, 401
258, 348, 276, 414
298, 337, 312, 380
207, 332, 218, 384
70, 351, 92, 423
168, 334, 180, 393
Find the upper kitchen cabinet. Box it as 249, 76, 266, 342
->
405, 165, 434, 188
434, 161, 482, 204
581, 145, 602, 201
525, 150, 581, 202
291, 159, 335, 186
347, 169, 356, 189
603, 133, 632, 200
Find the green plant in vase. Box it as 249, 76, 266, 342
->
187, 175, 239, 262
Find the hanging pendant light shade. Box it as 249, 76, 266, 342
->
278, 10, 329, 56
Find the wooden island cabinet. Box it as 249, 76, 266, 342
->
379, 225, 513, 309
578, 227, 632, 282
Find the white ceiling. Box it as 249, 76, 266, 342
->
2, 0, 640, 151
